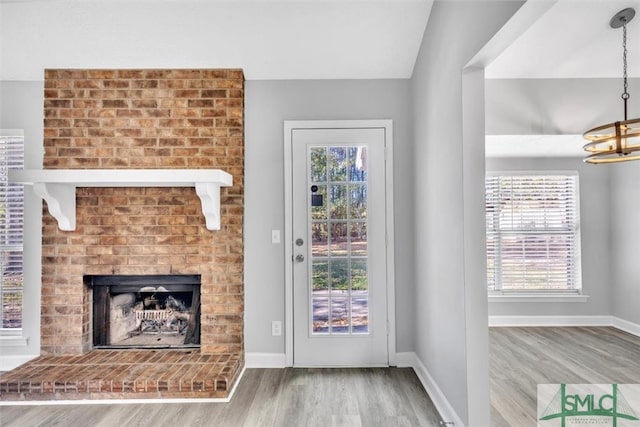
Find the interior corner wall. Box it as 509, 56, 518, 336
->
244, 79, 414, 356
485, 157, 612, 317
410, 2, 524, 425
485, 78, 640, 326
611, 162, 640, 325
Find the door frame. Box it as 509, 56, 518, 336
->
283, 120, 396, 367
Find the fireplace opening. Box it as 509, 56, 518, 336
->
87, 275, 201, 349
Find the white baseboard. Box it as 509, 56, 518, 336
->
488, 315, 613, 327
612, 316, 640, 337
395, 351, 465, 427
245, 352, 287, 368
0, 354, 38, 372
394, 352, 416, 368
488, 315, 640, 339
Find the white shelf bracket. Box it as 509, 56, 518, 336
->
33, 183, 77, 231
195, 182, 223, 231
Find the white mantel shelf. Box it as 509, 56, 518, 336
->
9, 169, 233, 231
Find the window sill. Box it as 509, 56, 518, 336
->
0, 333, 29, 347
488, 294, 590, 303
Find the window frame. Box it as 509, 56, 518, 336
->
485, 170, 582, 296
0, 130, 25, 332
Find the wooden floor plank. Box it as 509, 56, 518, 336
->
0, 367, 440, 427
490, 326, 640, 427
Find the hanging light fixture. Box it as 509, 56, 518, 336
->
583, 8, 640, 164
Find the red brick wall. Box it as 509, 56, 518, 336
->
41, 69, 244, 357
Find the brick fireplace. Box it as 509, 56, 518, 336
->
0, 69, 244, 401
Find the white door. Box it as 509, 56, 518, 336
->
287, 124, 390, 367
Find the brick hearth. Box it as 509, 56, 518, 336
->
0, 69, 244, 401
0, 350, 241, 400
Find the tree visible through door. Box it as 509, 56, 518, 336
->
309, 145, 369, 335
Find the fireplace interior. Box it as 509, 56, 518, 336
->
89, 274, 201, 349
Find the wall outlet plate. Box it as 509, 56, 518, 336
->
271, 320, 282, 336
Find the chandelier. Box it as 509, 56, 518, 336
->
583, 8, 640, 164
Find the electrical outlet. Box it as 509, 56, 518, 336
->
271, 320, 282, 336
271, 229, 281, 244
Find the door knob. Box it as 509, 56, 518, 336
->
295, 254, 305, 263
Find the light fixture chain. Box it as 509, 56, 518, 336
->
622, 22, 629, 100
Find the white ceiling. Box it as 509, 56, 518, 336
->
1, 0, 638, 80
486, 0, 640, 79
0, 0, 432, 81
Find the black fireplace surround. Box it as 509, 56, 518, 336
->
87, 274, 201, 349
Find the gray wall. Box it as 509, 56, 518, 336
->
485, 78, 640, 325
244, 79, 415, 354
611, 162, 640, 324
1, 79, 416, 361
0, 81, 44, 363
486, 156, 612, 317
410, 1, 523, 425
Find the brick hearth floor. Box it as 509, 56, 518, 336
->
0, 350, 242, 401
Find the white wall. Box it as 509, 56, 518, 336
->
244, 79, 415, 355
410, 1, 523, 425
486, 156, 612, 317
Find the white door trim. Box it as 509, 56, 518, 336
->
283, 120, 395, 367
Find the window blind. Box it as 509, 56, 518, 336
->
485, 173, 581, 292
0, 133, 24, 329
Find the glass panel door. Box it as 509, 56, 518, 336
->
290, 126, 388, 367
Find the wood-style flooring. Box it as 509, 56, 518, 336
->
490, 326, 640, 427
2, 327, 638, 426
0, 367, 442, 427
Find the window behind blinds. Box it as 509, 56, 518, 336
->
485, 173, 581, 292
0, 132, 24, 329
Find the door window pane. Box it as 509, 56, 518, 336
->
350, 222, 367, 257
329, 185, 347, 219
313, 297, 329, 334
329, 147, 347, 182
330, 259, 349, 292
329, 222, 348, 256
351, 297, 369, 334
312, 260, 329, 293
331, 297, 349, 334
310, 147, 327, 182
311, 223, 328, 257
309, 144, 370, 335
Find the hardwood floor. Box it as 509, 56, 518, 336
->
3, 327, 637, 427
0, 367, 442, 427
490, 326, 640, 427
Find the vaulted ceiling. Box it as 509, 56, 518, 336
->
1, 0, 638, 81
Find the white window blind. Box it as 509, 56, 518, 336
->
0, 132, 24, 329
485, 173, 581, 293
